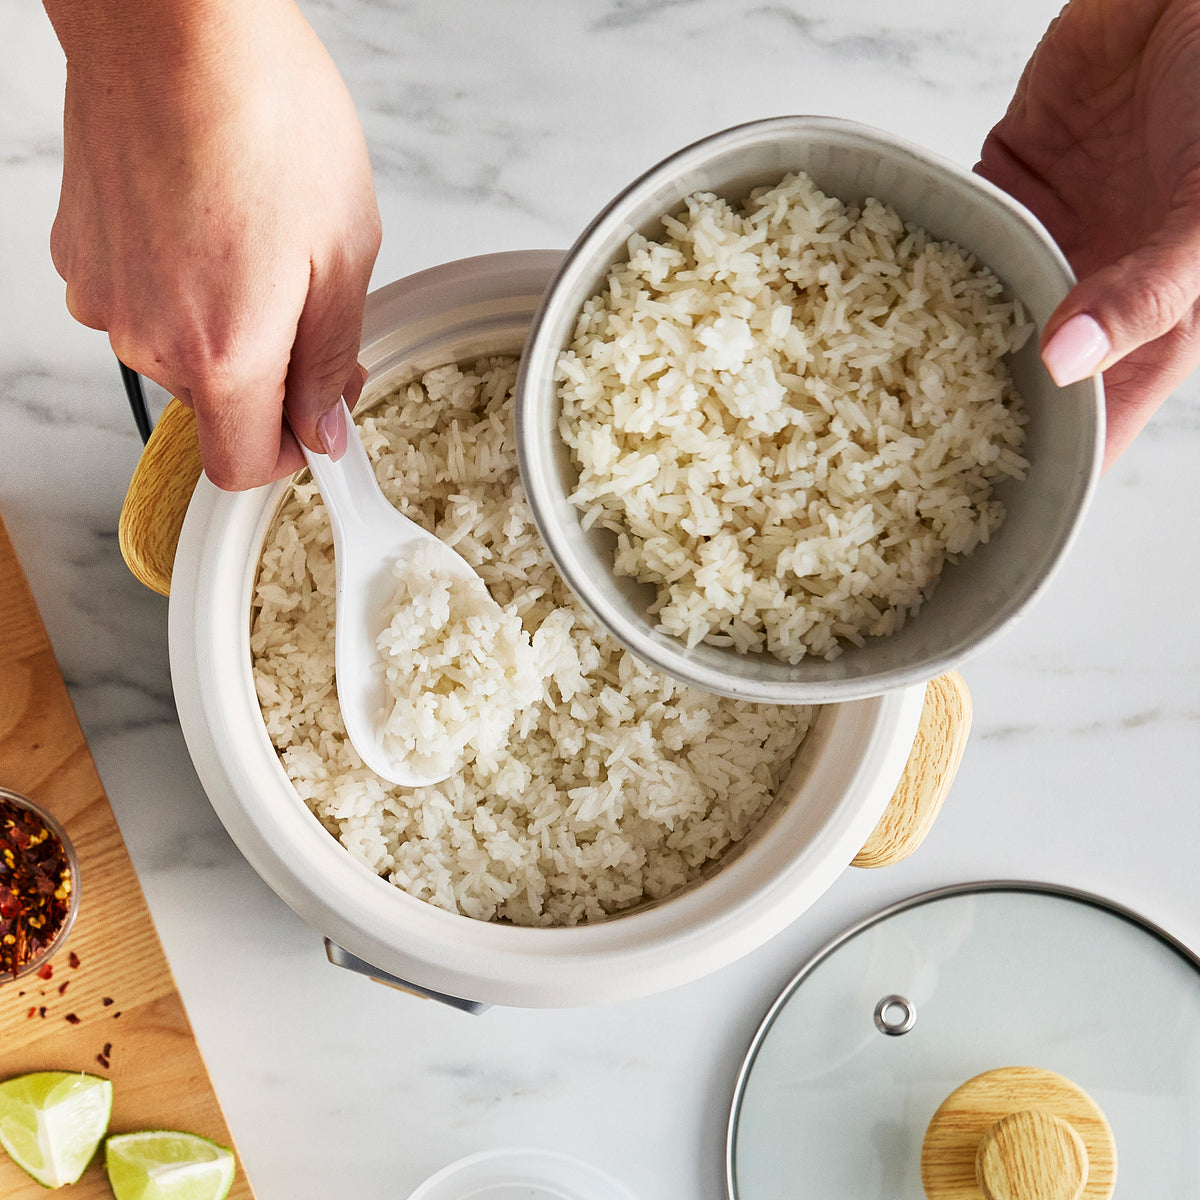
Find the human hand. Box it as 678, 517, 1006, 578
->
976, 0, 1200, 468
44, 0, 381, 490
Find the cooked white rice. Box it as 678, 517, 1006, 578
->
251, 358, 811, 927
375, 542, 540, 781
557, 171, 1033, 663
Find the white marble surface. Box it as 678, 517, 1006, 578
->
2, 2, 1199, 1198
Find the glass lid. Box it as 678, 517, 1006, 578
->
727, 882, 1200, 1199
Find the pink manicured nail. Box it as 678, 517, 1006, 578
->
1041, 314, 1111, 386
317, 403, 348, 460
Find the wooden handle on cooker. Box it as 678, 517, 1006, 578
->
852, 669, 971, 868
118, 397, 203, 597
117, 398, 971, 865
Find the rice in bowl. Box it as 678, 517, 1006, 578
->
556, 171, 1033, 663
250, 358, 812, 928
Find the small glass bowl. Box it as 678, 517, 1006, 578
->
0, 786, 82, 986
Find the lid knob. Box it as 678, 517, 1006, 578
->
921, 1066, 1116, 1200
975, 1109, 1088, 1200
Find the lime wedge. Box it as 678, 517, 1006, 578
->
0, 1070, 113, 1187
105, 1129, 236, 1200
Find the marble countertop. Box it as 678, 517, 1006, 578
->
2, 2, 1198, 1197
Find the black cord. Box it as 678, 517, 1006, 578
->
119, 360, 153, 444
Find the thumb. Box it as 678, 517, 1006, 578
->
283, 266, 371, 461
1041, 201, 1200, 386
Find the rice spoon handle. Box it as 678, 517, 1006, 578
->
292, 401, 476, 789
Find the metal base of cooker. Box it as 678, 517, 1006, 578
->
323, 940, 491, 1015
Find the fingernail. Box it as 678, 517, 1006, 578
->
1042, 313, 1111, 386
317, 403, 347, 460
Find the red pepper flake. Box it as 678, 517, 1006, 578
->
38, 962, 53, 980
102, 997, 114, 1007
68, 951, 80, 969
38, 1005, 47, 1018
26, 1006, 36, 1019
0, 797, 73, 979
96, 1053, 110, 1070
64, 1012, 81, 1025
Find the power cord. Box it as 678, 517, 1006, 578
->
118, 361, 153, 444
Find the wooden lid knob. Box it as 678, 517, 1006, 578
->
976, 1109, 1088, 1200
921, 1067, 1116, 1200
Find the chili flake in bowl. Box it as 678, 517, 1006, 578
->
0, 788, 80, 983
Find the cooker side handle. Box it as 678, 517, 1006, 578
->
851, 670, 971, 869
119, 397, 204, 597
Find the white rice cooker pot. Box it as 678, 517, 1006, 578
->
165, 251, 936, 1008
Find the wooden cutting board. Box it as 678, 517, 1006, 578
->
0, 510, 255, 1199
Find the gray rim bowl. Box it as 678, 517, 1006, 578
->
515, 115, 1104, 704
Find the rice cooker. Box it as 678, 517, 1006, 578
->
131, 250, 959, 1008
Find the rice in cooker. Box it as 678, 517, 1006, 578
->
557, 171, 1034, 663
375, 542, 541, 781
251, 359, 811, 927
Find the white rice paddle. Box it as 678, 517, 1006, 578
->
292, 400, 478, 787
